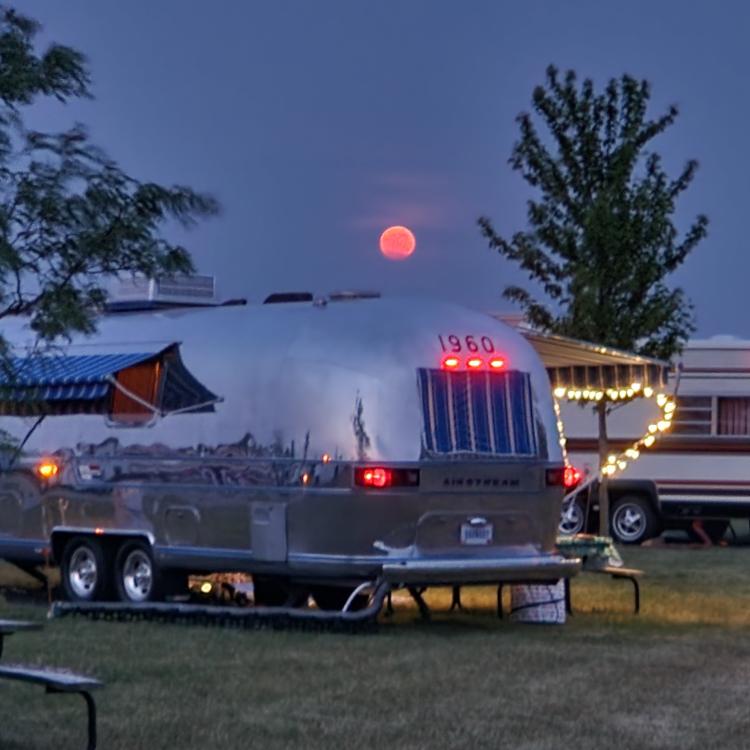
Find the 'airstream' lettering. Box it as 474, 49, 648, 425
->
443, 477, 521, 488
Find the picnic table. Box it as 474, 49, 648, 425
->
0, 617, 103, 750
556, 534, 643, 614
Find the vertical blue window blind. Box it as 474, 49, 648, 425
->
418, 369, 538, 457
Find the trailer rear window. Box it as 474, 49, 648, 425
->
418, 369, 538, 457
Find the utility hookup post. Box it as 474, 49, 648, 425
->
597, 401, 610, 537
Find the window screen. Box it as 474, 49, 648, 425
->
418, 369, 538, 457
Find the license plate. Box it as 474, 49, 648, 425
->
460, 523, 493, 545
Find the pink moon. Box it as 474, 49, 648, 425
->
379, 226, 416, 260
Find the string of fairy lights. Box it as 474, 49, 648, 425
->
552, 382, 676, 478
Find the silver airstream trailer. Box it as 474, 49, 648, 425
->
0, 285, 578, 608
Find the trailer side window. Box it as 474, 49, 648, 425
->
418, 369, 538, 457
717, 398, 750, 436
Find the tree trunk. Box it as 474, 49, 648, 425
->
597, 401, 610, 537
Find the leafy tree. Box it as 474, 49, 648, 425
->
479, 65, 706, 360
0, 7, 218, 356
479, 65, 707, 534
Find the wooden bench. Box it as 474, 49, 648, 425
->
0, 619, 103, 750
565, 565, 643, 615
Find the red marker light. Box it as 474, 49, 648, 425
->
467, 357, 482, 369
489, 357, 505, 369
361, 468, 392, 488
442, 356, 460, 370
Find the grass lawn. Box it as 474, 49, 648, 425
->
1, 545, 750, 749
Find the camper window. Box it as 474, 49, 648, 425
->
717, 397, 750, 436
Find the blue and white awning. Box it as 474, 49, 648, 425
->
418, 369, 538, 458
0, 345, 219, 417
1, 352, 160, 403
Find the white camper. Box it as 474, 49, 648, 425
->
561, 335, 750, 543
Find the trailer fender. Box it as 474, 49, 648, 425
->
50, 527, 155, 564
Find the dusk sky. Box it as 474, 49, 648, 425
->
22, 1, 747, 338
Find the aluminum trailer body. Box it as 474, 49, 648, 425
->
0, 295, 577, 603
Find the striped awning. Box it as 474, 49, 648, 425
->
418, 368, 538, 457
0, 352, 160, 404
0, 346, 219, 417
491, 316, 671, 392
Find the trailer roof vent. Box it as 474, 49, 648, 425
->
328, 290, 381, 302
109, 275, 218, 309
263, 292, 314, 305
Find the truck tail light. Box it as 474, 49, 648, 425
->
546, 465, 583, 489
564, 466, 583, 489
354, 467, 420, 489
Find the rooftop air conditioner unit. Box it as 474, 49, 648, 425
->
111, 276, 217, 307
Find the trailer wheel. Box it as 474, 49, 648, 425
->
611, 495, 658, 544
61, 536, 110, 602
114, 541, 162, 603
311, 585, 368, 612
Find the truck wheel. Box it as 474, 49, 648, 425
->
311, 585, 368, 612
114, 541, 162, 603
61, 536, 110, 602
559, 498, 587, 536
611, 495, 659, 544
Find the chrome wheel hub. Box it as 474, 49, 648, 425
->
122, 549, 153, 602
69, 547, 98, 599
613, 505, 645, 542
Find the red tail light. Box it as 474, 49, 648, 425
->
355, 467, 420, 489
466, 357, 482, 369
489, 357, 505, 369
362, 467, 391, 488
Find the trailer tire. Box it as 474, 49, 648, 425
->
311, 585, 368, 612
61, 536, 110, 602
114, 541, 162, 603
611, 495, 659, 544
